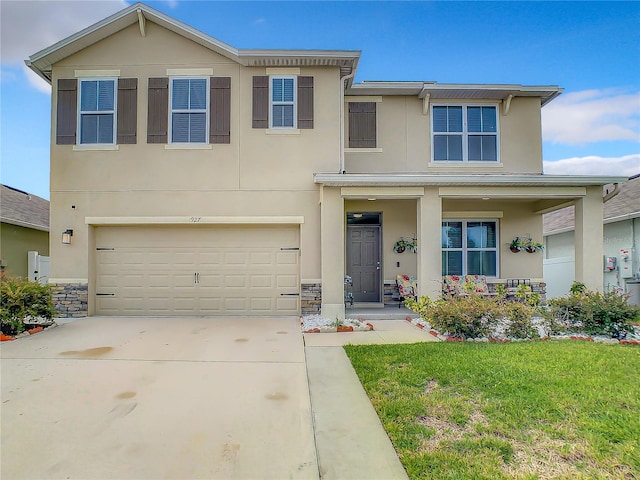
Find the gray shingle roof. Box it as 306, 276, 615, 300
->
0, 185, 50, 231
543, 174, 640, 235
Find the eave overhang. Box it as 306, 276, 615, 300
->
313, 173, 627, 188
347, 82, 563, 106
26, 2, 360, 84
1, 217, 49, 233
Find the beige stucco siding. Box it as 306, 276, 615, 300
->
49, 20, 341, 288
345, 96, 543, 174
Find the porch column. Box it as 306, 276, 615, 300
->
320, 186, 346, 320
575, 186, 604, 291
417, 188, 442, 299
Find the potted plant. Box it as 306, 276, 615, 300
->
509, 237, 525, 253
525, 240, 544, 253
393, 237, 418, 253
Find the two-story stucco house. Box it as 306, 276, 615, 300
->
27, 3, 626, 319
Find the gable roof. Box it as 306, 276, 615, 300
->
543, 173, 640, 235
26, 2, 360, 84
0, 185, 50, 232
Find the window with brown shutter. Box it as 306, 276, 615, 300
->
117, 78, 137, 144
297, 76, 313, 129
56, 79, 77, 145
252, 76, 269, 128
210, 77, 230, 144
348, 102, 376, 148
147, 77, 169, 143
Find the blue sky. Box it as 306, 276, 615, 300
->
1, 0, 639, 200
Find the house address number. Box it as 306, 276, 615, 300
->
190, 217, 202, 223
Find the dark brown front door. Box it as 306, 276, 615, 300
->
347, 225, 381, 303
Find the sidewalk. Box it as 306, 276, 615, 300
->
305, 319, 437, 479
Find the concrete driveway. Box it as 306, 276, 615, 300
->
1, 317, 317, 479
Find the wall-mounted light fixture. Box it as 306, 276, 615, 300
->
62, 229, 73, 245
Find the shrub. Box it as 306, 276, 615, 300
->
423, 295, 501, 339
548, 289, 639, 339
500, 301, 539, 339
0, 275, 56, 335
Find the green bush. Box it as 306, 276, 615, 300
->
501, 301, 539, 338
410, 295, 502, 339
548, 287, 640, 339
0, 276, 56, 335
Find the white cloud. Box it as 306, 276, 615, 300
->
542, 89, 640, 145
543, 154, 640, 176
0, 0, 127, 90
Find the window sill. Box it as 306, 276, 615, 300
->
164, 144, 212, 150
266, 129, 301, 135
429, 162, 503, 168
345, 148, 383, 153
73, 145, 119, 151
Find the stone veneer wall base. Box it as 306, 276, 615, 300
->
52, 283, 88, 318
301, 283, 322, 315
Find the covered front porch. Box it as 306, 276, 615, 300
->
315, 173, 625, 320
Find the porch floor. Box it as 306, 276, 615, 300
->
344, 304, 418, 320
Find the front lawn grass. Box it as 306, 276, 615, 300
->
344, 341, 640, 479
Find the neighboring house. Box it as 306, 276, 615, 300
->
0, 185, 50, 278
26, 3, 626, 318
544, 174, 640, 299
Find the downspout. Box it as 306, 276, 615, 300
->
340, 71, 356, 173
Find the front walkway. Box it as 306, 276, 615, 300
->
304, 319, 436, 479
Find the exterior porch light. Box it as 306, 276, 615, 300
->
62, 229, 73, 245
367, 198, 376, 201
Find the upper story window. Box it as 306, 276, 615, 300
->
442, 220, 498, 277
348, 102, 376, 148
252, 75, 313, 130
170, 78, 208, 143
432, 105, 498, 162
270, 76, 296, 128
79, 79, 116, 144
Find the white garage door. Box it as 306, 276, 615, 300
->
94, 225, 300, 316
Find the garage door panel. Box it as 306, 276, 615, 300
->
276, 252, 298, 265
276, 274, 298, 288
277, 297, 299, 311
225, 252, 248, 265
224, 275, 247, 288
198, 252, 222, 266
95, 226, 299, 316
250, 275, 273, 288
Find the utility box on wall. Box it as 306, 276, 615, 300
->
604, 256, 617, 272
619, 248, 633, 278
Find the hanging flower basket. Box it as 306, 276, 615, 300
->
393, 237, 418, 253
509, 236, 544, 253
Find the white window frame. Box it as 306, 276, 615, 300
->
77, 78, 117, 145
168, 76, 209, 144
442, 219, 499, 277
269, 76, 297, 129
431, 104, 499, 163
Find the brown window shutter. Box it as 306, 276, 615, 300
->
348, 102, 376, 148
147, 77, 168, 143
210, 77, 231, 144
117, 78, 137, 144
252, 76, 268, 128
56, 79, 77, 145
297, 76, 314, 129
